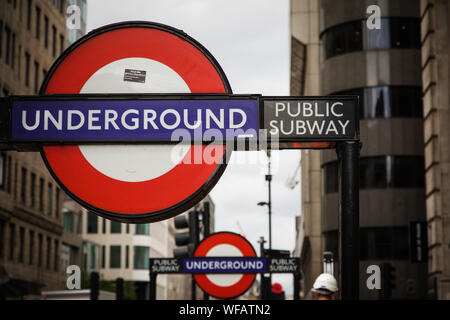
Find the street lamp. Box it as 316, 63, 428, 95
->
257, 153, 273, 250
257, 201, 271, 249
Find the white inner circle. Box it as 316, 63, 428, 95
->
205, 244, 244, 287
79, 57, 191, 182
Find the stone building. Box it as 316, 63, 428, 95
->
290, 0, 323, 299
420, 0, 450, 300
0, 0, 68, 298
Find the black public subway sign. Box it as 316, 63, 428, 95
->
0, 94, 359, 148
263, 96, 358, 142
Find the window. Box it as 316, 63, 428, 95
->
38, 233, 42, 267
13, 163, 17, 199
134, 246, 149, 269
110, 246, 121, 268
0, 21, 3, 59
47, 182, 53, 216
102, 218, 106, 233
87, 211, 98, 233
101, 245, 105, 268
29, 230, 34, 264
360, 156, 425, 189
126, 224, 129, 233
360, 156, 389, 189
7, 156, 11, 193
52, 26, 56, 57
46, 236, 51, 269
53, 0, 63, 12
35, 6, 40, 40
61, 243, 70, 272
322, 18, 421, 60
0, 220, 4, 258
110, 221, 121, 234
18, 45, 21, 80
322, 20, 362, 60
19, 227, 25, 263
44, 16, 49, 48
59, 34, 64, 54
360, 227, 409, 260
30, 172, 36, 207
325, 227, 410, 261
5, 25, 11, 65
54, 239, 59, 271
39, 177, 44, 211
383, 19, 420, 49
55, 188, 60, 218
0, 153, 5, 189
9, 223, 15, 260
24, 52, 30, 86
63, 211, 74, 232
324, 156, 425, 193
11, 33, 15, 68
76, 212, 82, 234
332, 86, 422, 120
21, 167, 26, 204
135, 224, 149, 235
26, 0, 31, 30
125, 245, 129, 268
90, 244, 98, 270
34, 60, 39, 93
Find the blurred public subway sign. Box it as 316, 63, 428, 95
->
148, 232, 300, 299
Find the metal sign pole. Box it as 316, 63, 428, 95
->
149, 273, 157, 300
293, 272, 300, 300
337, 141, 360, 300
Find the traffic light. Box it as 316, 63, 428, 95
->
173, 210, 199, 258
382, 263, 396, 299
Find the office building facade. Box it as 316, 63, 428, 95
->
319, 0, 427, 299
290, 0, 324, 299
79, 196, 215, 300
0, 0, 68, 298
292, 0, 430, 299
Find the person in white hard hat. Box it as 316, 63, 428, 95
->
311, 273, 338, 300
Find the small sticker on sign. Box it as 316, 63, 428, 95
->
123, 69, 146, 83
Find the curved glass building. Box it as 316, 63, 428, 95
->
319, 0, 427, 299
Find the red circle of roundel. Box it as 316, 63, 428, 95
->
40, 23, 230, 222
194, 232, 257, 299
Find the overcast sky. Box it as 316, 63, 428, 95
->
86, 0, 300, 296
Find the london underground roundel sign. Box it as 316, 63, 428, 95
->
40, 22, 231, 223
193, 232, 257, 299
